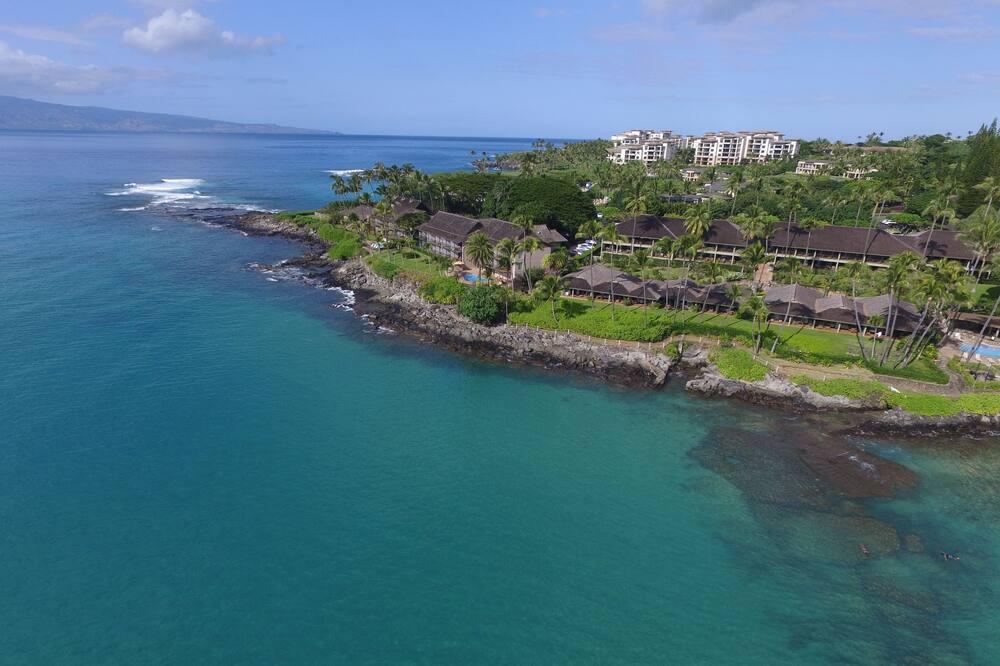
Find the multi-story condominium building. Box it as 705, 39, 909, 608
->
689, 131, 799, 166
607, 129, 689, 164
795, 160, 878, 179
607, 140, 676, 165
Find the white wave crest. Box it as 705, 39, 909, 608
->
325, 169, 364, 176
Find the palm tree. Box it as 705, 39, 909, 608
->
533, 274, 567, 327
496, 285, 515, 322
624, 192, 648, 254
596, 223, 622, 320
465, 232, 494, 285
921, 197, 956, 260
798, 217, 829, 267
495, 237, 517, 280
962, 208, 1000, 279
676, 235, 703, 309
725, 283, 742, 312
877, 252, 919, 365
975, 176, 1000, 220
741, 292, 771, 354
653, 237, 676, 265
543, 247, 569, 273
697, 262, 726, 311
741, 243, 767, 285
516, 236, 543, 291
632, 249, 652, 324
727, 167, 745, 217
684, 204, 712, 240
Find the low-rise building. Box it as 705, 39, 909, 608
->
417, 212, 566, 274
795, 159, 831, 175
604, 214, 976, 270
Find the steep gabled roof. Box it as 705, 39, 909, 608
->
419, 211, 481, 244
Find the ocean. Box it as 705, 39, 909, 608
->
1, 130, 998, 664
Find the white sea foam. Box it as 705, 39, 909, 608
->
325, 169, 364, 176
118, 206, 147, 212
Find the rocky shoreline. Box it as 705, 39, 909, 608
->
224, 210, 997, 439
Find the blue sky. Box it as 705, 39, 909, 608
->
1, 0, 999, 139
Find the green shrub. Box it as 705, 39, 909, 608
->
327, 236, 362, 260
458, 286, 503, 325
369, 257, 400, 280
791, 376, 889, 400
710, 347, 769, 381
420, 276, 467, 304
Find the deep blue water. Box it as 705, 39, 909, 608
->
1, 131, 998, 664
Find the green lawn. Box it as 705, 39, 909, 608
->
366, 249, 446, 282
711, 348, 769, 381
509, 297, 949, 382
793, 376, 1000, 417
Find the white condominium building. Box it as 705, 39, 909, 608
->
690, 131, 799, 166
795, 159, 831, 175
607, 129, 688, 164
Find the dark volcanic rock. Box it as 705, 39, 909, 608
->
850, 410, 1000, 438
685, 369, 885, 412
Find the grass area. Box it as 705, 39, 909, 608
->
792, 375, 1000, 416
366, 248, 446, 283
711, 347, 769, 381
790, 376, 888, 400
969, 280, 1000, 311
508, 297, 952, 382
866, 357, 950, 385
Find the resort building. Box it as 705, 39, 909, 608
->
417, 211, 566, 273
340, 198, 429, 237
690, 131, 799, 166
606, 215, 977, 270
563, 264, 921, 334
795, 160, 831, 176
794, 160, 878, 180
606, 129, 688, 165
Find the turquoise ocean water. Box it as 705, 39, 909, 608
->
1, 131, 998, 664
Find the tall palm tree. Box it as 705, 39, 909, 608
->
727, 167, 745, 217
596, 223, 622, 320
465, 232, 494, 285
653, 237, 676, 265
742, 292, 771, 354
799, 217, 829, 267
962, 208, 1000, 278
741, 243, 767, 285
494, 237, 517, 280
516, 236, 543, 290
725, 283, 742, 312
877, 251, 919, 365
684, 204, 712, 240
632, 249, 651, 324
697, 262, 726, 311
975, 176, 1000, 220
921, 197, 956, 260
533, 274, 567, 327
543, 248, 569, 273
624, 193, 648, 254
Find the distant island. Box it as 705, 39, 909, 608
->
0, 95, 336, 134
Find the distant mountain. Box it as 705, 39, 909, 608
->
0, 95, 335, 134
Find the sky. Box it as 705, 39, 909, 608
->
1, 0, 999, 139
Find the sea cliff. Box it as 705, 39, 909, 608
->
226, 211, 996, 439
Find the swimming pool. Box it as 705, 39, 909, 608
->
461, 272, 488, 284
961, 342, 1000, 358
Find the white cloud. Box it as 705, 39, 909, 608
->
122, 9, 282, 55
0, 24, 90, 47
0, 40, 164, 94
